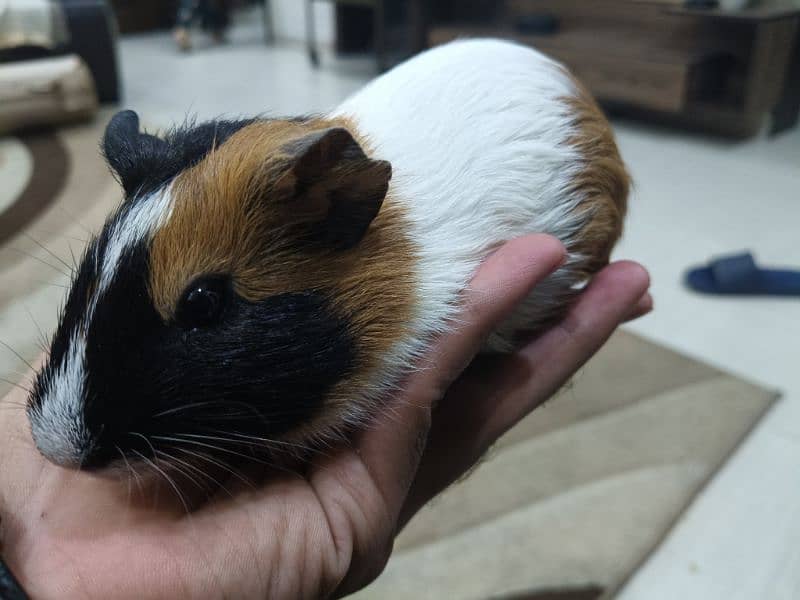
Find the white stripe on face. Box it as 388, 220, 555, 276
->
29, 333, 90, 467
97, 184, 175, 301
30, 185, 175, 468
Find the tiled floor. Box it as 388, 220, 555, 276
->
119, 22, 800, 599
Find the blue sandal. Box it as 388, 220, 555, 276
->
686, 252, 800, 296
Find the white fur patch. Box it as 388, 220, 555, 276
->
97, 184, 175, 299
333, 39, 592, 401
29, 334, 91, 467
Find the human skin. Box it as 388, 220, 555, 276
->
0, 234, 651, 599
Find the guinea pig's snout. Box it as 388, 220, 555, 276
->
44, 446, 92, 470
31, 425, 113, 472
28, 398, 111, 471
77, 441, 116, 472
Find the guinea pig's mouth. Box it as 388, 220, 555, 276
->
27, 403, 126, 473
29, 430, 114, 473
31, 431, 149, 478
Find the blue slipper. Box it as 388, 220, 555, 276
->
686, 252, 800, 296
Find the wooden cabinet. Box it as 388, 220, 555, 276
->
109, 0, 179, 33
427, 0, 800, 137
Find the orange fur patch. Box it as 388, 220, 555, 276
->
563, 75, 630, 275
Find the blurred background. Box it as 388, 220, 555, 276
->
1, 1, 798, 599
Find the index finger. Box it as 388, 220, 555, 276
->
354, 234, 567, 514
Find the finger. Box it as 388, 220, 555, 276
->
350, 234, 567, 515
484, 260, 650, 442
310, 235, 568, 595
623, 291, 653, 322
399, 260, 649, 525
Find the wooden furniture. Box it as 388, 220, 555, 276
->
257, 0, 274, 44
427, 0, 800, 137
318, 0, 428, 71
111, 0, 273, 44
109, 0, 178, 32
307, 0, 387, 70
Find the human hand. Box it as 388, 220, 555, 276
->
0, 234, 650, 599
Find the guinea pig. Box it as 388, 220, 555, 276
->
27, 39, 628, 472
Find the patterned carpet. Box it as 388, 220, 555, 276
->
0, 115, 778, 599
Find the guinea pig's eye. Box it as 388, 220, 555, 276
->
176, 276, 229, 329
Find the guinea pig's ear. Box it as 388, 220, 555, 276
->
102, 110, 167, 196
274, 127, 392, 250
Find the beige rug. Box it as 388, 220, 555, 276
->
0, 117, 778, 599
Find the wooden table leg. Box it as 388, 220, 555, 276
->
374, 0, 387, 72
771, 19, 800, 134
261, 0, 274, 44
409, 0, 427, 53
306, 0, 320, 66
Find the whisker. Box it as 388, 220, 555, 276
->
24, 306, 48, 353
24, 233, 74, 274
131, 449, 191, 515
174, 431, 296, 458
7, 247, 71, 278
201, 429, 325, 457
0, 396, 27, 406
0, 398, 28, 411
167, 449, 243, 499
5, 368, 29, 376
33, 280, 69, 290
0, 339, 36, 372
169, 451, 220, 488
153, 399, 277, 426
116, 446, 133, 511
29, 228, 88, 244
0, 377, 32, 394
0, 399, 26, 407
173, 446, 255, 491
154, 449, 210, 494
67, 241, 78, 271
128, 431, 158, 460
152, 401, 233, 419
152, 434, 264, 464
154, 433, 305, 480
121, 449, 145, 498
56, 205, 92, 236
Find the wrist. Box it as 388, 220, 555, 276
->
0, 553, 28, 600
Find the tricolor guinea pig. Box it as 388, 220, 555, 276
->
27, 40, 628, 472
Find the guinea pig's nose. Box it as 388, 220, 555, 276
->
30, 416, 94, 470
78, 441, 115, 472
41, 451, 84, 470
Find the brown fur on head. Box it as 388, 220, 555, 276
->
149, 118, 418, 437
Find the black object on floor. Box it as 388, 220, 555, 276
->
513, 14, 560, 36
685, 0, 719, 8
0, 555, 28, 600
686, 252, 800, 296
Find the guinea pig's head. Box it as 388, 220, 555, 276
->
27, 110, 413, 472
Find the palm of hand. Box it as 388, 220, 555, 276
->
0, 236, 650, 599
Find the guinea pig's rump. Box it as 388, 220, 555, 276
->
486, 81, 629, 351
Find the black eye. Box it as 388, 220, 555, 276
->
176, 276, 229, 329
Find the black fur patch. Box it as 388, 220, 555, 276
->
102, 110, 256, 198
68, 243, 356, 469
32, 111, 354, 471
